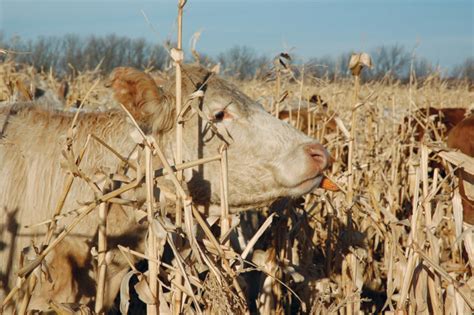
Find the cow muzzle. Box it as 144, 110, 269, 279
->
303, 142, 330, 172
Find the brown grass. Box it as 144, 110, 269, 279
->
0, 56, 473, 314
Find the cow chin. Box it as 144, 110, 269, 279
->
288, 175, 324, 197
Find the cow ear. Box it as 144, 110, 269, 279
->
108, 67, 175, 134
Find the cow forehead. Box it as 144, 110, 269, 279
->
174, 66, 263, 116
203, 81, 257, 112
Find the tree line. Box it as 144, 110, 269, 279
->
0, 33, 170, 75
1, 33, 472, 82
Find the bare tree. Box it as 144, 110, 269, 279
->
452, 57, 474, 81
371, 44, 410, 80
412, 57, 435, 79
1, 35, 468, 84
218, 45, 265, 80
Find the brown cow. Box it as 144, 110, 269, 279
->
0, 65, 331, 311
407, 107, 468, 142
278, 94, 337, 136
447, 115, 474, 224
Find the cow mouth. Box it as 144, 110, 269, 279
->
292, 175, 324, 195
292, 174, 339, 195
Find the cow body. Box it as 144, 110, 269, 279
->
447, 115, 474, 224
405, 107, 473, 224
0, 104, 146, 309
408, 107, 468, 141
0, 66, 330, 310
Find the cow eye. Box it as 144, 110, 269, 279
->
213, 110, 225, 121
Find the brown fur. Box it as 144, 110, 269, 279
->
408, 107, 468, 141
14, 79, 33, 101
108, 67, 175, 134
278, 94, 336, 136
447, 115, 474, 224
278, 110, 337, 136
57, 80, 69, 102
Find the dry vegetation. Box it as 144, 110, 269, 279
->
1, 45, 473, 315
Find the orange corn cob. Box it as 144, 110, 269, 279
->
320, 177, 339, 191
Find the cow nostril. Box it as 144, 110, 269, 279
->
304, 143, 329, 170
310, 150, 326, 166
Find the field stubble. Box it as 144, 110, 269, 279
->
0, 60, 473, 314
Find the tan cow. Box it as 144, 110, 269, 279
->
0, 65, 331, 311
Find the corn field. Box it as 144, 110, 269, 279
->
0, 5, 473, 313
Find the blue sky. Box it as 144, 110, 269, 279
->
1, 0, 472, 69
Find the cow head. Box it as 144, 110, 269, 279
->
110, 65, 331, 211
